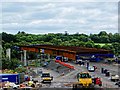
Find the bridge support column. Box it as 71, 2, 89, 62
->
48, 54, 50, 60
6, 48, 11, 60
23, 50, 27, 66
62, 56, 64, 62
21, 52, 23, 62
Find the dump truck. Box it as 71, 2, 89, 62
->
73, 72, 102, 89
41, 73, 53, 83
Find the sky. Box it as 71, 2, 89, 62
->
1, 0, 119, 34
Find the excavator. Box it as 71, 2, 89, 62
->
73, 72, 102, 89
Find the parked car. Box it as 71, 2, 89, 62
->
111, 75, 119, 82
37, 68, 43, 74
88, 66, 95, 72
76, 60, 85, 65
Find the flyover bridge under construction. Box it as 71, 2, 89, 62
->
20, 44, 113, 62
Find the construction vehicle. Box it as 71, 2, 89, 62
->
41, 73, 53, 83
76, 54, 114, 62
111, 75, 119, 82
73, 72, 102, 89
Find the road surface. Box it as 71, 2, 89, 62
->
32, 60, 119, 89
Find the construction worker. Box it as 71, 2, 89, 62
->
86, 62, 89, 69
28, 81, 34, 86
62, 72, 64, 76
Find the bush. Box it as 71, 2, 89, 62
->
2, 58, 22, 70
14, 67, 26, 73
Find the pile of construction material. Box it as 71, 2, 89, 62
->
1, 80, 42, 89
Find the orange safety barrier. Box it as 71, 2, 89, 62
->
55, 60, 60, 63
55, 60, 75, 69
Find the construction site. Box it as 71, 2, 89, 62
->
1, 44, 120, 89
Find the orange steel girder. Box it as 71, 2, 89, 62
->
21, 47, 76, 60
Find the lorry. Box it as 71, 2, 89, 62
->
73, 72, 102, 89
0, 73, 24, 84
41, 73, 53, 83
76, 54, 114, 62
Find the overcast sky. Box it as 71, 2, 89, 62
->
1, 0, 119, 34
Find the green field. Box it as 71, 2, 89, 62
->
95, 43, 112, 46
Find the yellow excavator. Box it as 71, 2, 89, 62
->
73, 72, 102, 89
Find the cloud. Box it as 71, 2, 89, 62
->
92, 24, 118, 30
1, 2, 118, 34
1, 0, 120, 2
30, 19, 86, 25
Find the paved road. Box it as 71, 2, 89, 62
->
68, 62, 119, 88
32, 61, 119, 88
90, 62, 119, 75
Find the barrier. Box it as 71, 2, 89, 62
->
55, 60, 60, 63
55, 60, 75, 69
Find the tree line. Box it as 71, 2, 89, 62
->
1, 31, 120, 56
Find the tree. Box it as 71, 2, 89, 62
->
70, 39, 79, 43
2, 32, 17, 43
85, 41, 94, 48
99, 36, 110, 43
78, 35, 89, 42
50, 38, 62, 45
60, 41, 71, 46
4, 43, 12, 49
112, 33, 120, 43
98, 31, 108, 36
108, 33, 113, 43
65, 31, 69, 36
2, 58, 21, 70
78, 41, 86, 47
2, 31, 120, 57
90, 34, 100, 43
44, 33, 54, 42
112, 42, 120, 55
17, 31, 21, 34
21, 31, 26, 35
102, 44, 111, 50
94, 45, 101, 49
